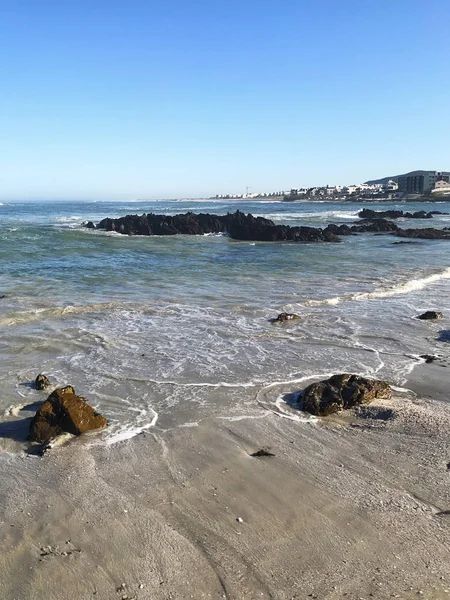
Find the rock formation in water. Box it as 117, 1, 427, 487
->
301, 374, 392, 416
417, 311, 443, 320
89, 210, 450, 243
95, 211, 341, 242
396, 228, 450, 240
29, 386, 107, 444
358, 209, 444, 220
270, 312, 300, 323
35, 373, 50, 390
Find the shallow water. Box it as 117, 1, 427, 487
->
1, 198, 449, 451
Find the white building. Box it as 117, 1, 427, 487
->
432, 179, 450, 194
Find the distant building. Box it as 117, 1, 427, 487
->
398, 171, 450, 194
383, 180, 398, 191
432, 179, 450, 194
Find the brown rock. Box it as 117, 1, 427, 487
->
271, 312, 300, 323
302, 374, 392, 416
29, 386, 107, 443
35, 373, 51, 390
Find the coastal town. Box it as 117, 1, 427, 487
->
214, 169, 450, 201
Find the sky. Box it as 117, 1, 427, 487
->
0, 0, 449, 200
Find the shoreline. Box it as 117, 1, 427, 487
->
1, 366, 450, 599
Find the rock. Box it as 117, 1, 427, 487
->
301, 374, 392, 416
418, 311, 443, 320
251, 449, 275, 457
35, 373, 51, 390
324, 223, 353, 236
236, 517, 244, 523
396, 228, 450, 240
270, 312, 300, 323
420, 354, 436, 363
29, 386, 107, 444
83, 221, 96, 229
358, 209, 437, 220
96, 211, 341, 243
351, 219, 400, 233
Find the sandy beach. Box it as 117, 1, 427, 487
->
1, 366, 450, 600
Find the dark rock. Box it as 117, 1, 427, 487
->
396, 228, 450, 240
83, 221, 96, 229
95, 211, 341, 243
251, 449, 275, 457
418, 311, 443, 320
270, 312, 300, 323
351, 219, 400, 233
420, 354, 437, 363
35, 373, 51, 390
0, 294, 6, 299
301, 374, 392, 416
324, 223, 352, 236
358, 209, 437, 220
29, 386, 107, 444
392, 241, 418, 245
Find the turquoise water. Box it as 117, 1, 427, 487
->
1, 199, 449, 448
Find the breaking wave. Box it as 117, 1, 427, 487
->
304, 267, 450, 306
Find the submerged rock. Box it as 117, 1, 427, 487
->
301, 374, 392, 416
35, 373, 50, 390
358, 209, 438, 220
420, 354, 437, 363
418, 311, 443, 320
351, 218, 400, 233
270, 312, 300, 323
396, 228, 450, 240
29, 386, 107, 444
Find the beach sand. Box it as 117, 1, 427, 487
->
1, 372, 450, 600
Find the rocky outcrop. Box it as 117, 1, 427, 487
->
89, 210, 450, 243
94, 211, 341, 243
396, 228, 450, 240
358, 209, 445, 220
301, 374, 392, 416
270, 312, 300, 323
418, 311, 443, 320
324, 223, 353, 236
351, 219, 400, 233
35, 374, 50, 390
29, 386, 107, 444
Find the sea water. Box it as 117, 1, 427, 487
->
1, 199, 449, 449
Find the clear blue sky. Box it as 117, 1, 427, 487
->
1, 0, 449, 200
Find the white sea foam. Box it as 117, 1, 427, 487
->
258, 210, 359, 221
304, 267, 450, 306
101, 408, 159, 445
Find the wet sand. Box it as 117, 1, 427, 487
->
1, 375, 450, 600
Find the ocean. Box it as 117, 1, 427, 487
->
1, 198, 449, 451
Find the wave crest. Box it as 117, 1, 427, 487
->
304, 267, 450, 306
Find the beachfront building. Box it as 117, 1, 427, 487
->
432, 179, 450, 195
398, 171, 450, 194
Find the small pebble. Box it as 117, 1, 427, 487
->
236, 517, 243, 523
